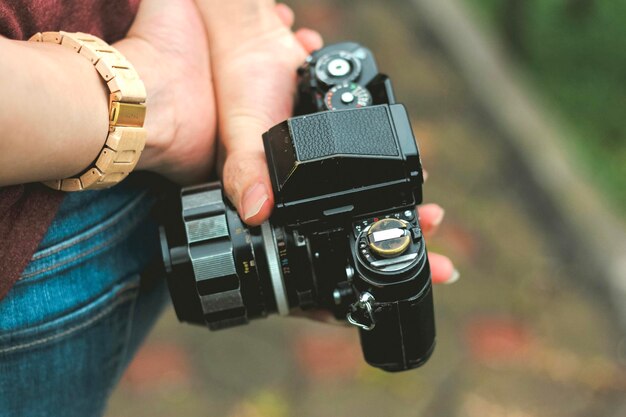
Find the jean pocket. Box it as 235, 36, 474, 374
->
0, 275, 140, 355
4, 187, 159, 332
19, 191, 152, 283
0, 275, 141, 416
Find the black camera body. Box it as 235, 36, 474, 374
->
160, 42, 436, 372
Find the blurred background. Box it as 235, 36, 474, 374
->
107, 0, 626, 416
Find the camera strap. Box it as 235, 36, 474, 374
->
347, 292, 376, 331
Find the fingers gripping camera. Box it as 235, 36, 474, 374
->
160, 42, 436, 372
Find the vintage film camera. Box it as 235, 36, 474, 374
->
160, 42, 435, 372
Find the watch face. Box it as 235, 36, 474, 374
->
314, 51, 362, 86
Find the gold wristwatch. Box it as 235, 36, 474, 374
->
29, 31, 147, 191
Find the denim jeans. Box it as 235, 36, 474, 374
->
0, 177, 169, 417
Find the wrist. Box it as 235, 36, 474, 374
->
26, 32, 150, 191
113, 37, 176, 175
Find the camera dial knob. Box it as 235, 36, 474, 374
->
315, 51, 362, 86
324, 83, 373, 111
367, 218, 411, 258
327, 58, 351, 77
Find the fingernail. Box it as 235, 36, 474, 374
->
432, 207, 445, 227
423, 170, 429, 182
444, 269, 460, 285
243, 183, 269, 220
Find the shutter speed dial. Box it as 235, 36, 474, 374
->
315, 51, 362, 86
324, 83, 373, 111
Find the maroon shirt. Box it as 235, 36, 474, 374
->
0, 0, 140, 299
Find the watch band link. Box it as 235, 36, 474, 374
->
29, 31, 147, 191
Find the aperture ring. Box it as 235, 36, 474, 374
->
261, 222, 290, 316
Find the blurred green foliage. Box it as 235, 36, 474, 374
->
465, 0, 626, 212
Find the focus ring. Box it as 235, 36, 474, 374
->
180, 184, 248, 330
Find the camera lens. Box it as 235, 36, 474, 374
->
160, 183, 295, 330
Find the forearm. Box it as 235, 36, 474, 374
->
0, 36, 109, 186
191, 0, 315, 224
194, 0, 295, 136
196, 0, 278, 51
0, 33, 175, 187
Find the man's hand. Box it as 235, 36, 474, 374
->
194, 1, 321, 225
116, 0, 217, 185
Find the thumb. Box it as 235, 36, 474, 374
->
220, 125, 275, 226
213, 11, 323, 226
215, 35, 302, 226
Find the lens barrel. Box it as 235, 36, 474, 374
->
161, 182, 288, 330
